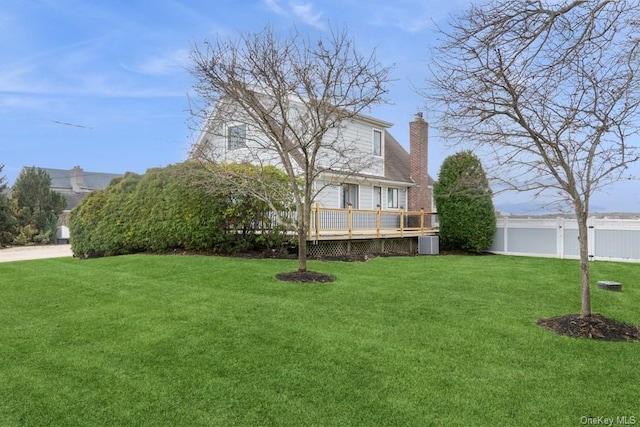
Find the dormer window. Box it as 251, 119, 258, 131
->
373, 129, 382, 156
228, 124, 247, 150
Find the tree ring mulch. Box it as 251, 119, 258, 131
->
275, 271, 335, 283
537, 313, 640, 341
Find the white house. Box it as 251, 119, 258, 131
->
192, 107, 434, 214
31, 166, 123, 243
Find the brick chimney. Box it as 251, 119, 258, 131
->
70, 165, 88, 192
408, 112, 431, 212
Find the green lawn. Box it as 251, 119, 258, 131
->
0, 254, 638, 426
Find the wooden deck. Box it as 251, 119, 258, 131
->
308, 206, 438, 241
310, 228, 438, 241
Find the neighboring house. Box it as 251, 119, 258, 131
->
193, 109, 435, 213
42, 166, 123, 211
31, 166, 123, 242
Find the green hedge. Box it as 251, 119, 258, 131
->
434, 151, 496, 253
69, 162, 292, 258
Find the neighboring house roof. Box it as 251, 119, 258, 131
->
42, 167, 122, 192
29, 166, 123, 210
61, 193, 92, 211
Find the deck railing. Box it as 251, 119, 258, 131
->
309, 204, 438, 241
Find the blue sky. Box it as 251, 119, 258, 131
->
2, 0, 639, 213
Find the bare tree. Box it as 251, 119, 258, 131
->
189, 26, 391, 273
428, 0, 640, 316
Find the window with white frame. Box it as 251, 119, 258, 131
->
387, 187, 398, 209
227, 124, 247, 150
373, 186, 382, 209
373, 129, 382, 156
342, 184, 359, 209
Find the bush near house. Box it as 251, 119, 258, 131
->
434, 151, 496, 252
69, 173, 142, 257
69, 162, 292, 258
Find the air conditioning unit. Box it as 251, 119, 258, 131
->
418, 236, 439, 255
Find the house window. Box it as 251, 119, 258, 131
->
342, 184, 359, 209
373, 129, 382, 156
387, 188, 398, 209
373, 186, 382, 209
228, 124, 246, 150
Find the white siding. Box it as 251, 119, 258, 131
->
194, 100, 403, 210
313, 181, 411, 211
202, 116, 386, 178
359, 184, 373, 210
338, 119, 384, 176
205, 123, 283, 167
315, 181, 341, 208
308, 119, 385, 177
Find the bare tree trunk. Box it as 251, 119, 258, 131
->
292, 196, 308, 272
298, 232, 307, 272
297, 188, 313, 273
575, 205, 591, 317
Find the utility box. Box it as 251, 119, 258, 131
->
418, 236, 439, 255
597, 281, 622, 292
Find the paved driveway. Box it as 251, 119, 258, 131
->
0, 244, 73, 263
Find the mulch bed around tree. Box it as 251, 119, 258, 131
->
275, 271, 335, 283
537, 313, 640, 341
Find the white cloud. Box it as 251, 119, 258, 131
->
121, 48, 191, 76
262, 0, 325, 29
0, 33, 188, 101
365, 0, 473, 33
264, 0, 286, 16
369, 4, 434, 33
290, 1, 325, 29
0, 95, 54, 112
0, 60, 185, 100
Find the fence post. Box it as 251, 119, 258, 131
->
588, 216, 596, 261
556, 217, 564, 259
503, 217, 509, 254
376, 207, 381, 238
400, 210, 404, 238
348, 205, 353, 239
420, 209, 424, 234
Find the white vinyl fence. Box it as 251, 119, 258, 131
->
489, 217, 640, 263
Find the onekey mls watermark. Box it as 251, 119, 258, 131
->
580, 416, 636, 426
